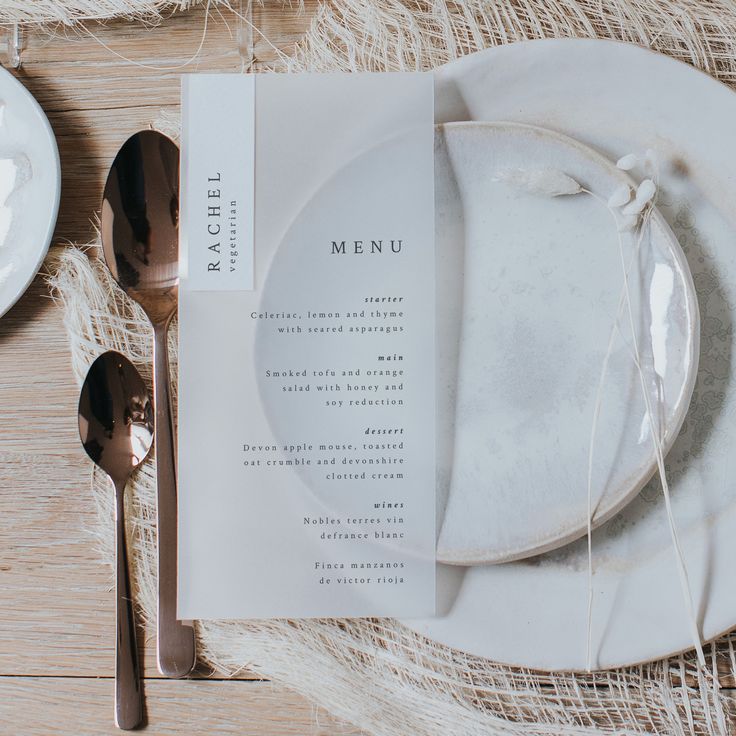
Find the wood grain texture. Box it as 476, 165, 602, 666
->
0, 676, 360, 735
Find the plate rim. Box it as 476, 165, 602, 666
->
0, 65, 61, 319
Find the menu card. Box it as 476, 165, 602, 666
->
178, 73, 435, 619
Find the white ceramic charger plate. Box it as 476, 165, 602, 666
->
434, 121, 698, 566
403, 39, 736, 670
0, 66, 60, 317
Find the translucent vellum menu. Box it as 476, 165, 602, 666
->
178, 73, 435, 619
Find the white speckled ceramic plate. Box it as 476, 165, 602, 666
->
0, 66, 60, 317
403, 39, 736, 670
435, 121, 699, 566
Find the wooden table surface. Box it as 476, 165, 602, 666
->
0, 3, 362, 733
3, 4, 736, 734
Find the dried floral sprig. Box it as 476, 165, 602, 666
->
492, 168, 582, 196
616, 153, 639, 171
608, 184, 632, 208
622, 180, 656, 215
492, 155, 706, 672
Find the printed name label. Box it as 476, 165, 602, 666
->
181, 74, 255, 291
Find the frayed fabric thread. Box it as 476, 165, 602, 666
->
0, 1, 201, 25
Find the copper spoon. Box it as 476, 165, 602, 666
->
101, 130, 196, 679
78, 351, 154, 730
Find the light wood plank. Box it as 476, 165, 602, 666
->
0, 676, 361, 735
0, 278, 82, 456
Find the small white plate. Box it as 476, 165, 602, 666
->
0, 66, 60, 317
435, 122, 699, 564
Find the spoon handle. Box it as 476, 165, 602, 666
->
153, 322, 196, 678
113, 481, 143, 730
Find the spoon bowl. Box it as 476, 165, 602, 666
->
101, 130, 179, 324
79, 350, 154, 480
78, 350, 153, 730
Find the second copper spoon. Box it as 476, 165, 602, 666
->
79, 351, 153, 729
